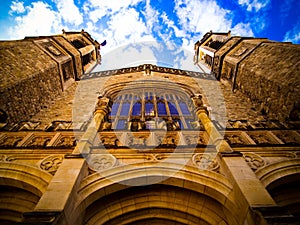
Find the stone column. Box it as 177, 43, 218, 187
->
192, 95, 232, 152
73, 96, 110, 155
20, 97, 110, 224
221, 152, 293, 225
20, 158, 87, 225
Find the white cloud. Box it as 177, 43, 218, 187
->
238, 0, 270, 12
8, 1, 61, 39
9, 1, 25, 15
283, 22, 300, 43
174, 0, 232, 34
53, 0, 83, 26
84, 0, 142, 23
231, 22, 254, 37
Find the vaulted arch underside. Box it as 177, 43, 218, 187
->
72, 163, 242, 225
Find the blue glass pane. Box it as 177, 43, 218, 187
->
132, 102, 141, 116
179, 102, 191, 115
158, 102, 167, 116
116, 120, 126, 130
177, 120, 183, 129
110, 102, 120, 116
120, 102, 130, 116
145, 102, 154, 116
168, 102, 179, 115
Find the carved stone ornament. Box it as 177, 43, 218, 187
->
0, 154, 15, 162
40, 155, 64, 175
243, 153, 265, 171
88, 154, 117, 171
192, 153, 219, 171
224, 134, 245, 145
145, 154, 166, 161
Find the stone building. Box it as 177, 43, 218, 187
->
0, 30, 299, 225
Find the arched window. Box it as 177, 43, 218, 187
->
103, 87, 200, 131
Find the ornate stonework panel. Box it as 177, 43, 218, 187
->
243, 153, 265, 171
0, 154, 15, 162
247, 131, 281, 145
184, 133, 207, 146
87, 154, 117, 172
23, 134, 55, 148
192, 153, 219, 172
224, 131, 255, 146
271, 131, 300, 145
39, 155, 64, 175
0, 133, 28, 148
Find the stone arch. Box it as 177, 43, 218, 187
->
256, 159, 300, 219
70, 163, 242, 225
0, 162, 52, 223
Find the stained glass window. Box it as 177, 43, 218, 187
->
120, 102, 130, 116
106, 88, 198, 131
157, 102, 167, 116
132, 102, 142, 116
179, 102, 191, 115
110, 102, 120, 116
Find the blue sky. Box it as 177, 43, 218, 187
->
0, 0, 299, 69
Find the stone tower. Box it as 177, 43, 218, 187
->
0, 31, 299, 225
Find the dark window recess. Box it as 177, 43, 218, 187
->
82, 53, 92, 66
71, 39, 86, 49
62, 62, 72, 81
208, 41, 223, 50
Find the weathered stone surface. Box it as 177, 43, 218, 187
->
236, 42, 300, 122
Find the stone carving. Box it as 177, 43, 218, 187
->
157, 133, 178, 146
40, 155, 64, 175
0, 154, 15, 162
16, 121, 40, 131
46, 121, 72, 131
100, 136, 120, 147
145, 154, 166, 161
192, 154, 219, 171
0, 136, 24, 147
191, 94, 204, 108
81, 64, 214, 81
56, 136, 76, 147
127, 133, 148, 147
184, 135, 206, 145
243, 153, 265, 171
27, 136, 52, 148
101, 121, 112, 131
272, 131, 300, 145
88, 154, 117, 171
224, 134, 246, 145
227, 120, 249, 129
248, 133, 274, 145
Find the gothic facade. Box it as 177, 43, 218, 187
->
0, 31, 299, 225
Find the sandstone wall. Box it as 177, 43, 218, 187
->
236, 42, 300, 122
0, 40, 62, 126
